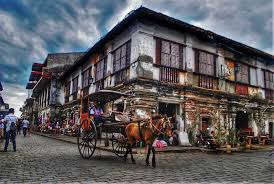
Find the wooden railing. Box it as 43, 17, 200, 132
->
160, 66, 179, 83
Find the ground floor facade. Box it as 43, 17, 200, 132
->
109, 79, 274, 145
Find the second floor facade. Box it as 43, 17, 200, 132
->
60, 7, 274, 106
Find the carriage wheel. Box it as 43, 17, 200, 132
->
112, 134, 127, 158
77, 119, 97, 159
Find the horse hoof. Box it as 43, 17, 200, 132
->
152, 164, 156, 168
132, 161, 136, 164
146, 163, 150, 166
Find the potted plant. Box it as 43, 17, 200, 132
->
226, 127, 236, 154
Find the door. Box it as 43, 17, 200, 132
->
235, 111, 249, 131
269, 122, 273, 139
201, 117, 210, 131
158, 102, 177, 117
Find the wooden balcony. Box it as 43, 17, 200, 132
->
160, 66, 179, 83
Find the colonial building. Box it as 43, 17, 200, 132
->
25, 52, 85, 124
59, 7, 274, 145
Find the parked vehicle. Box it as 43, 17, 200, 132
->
196, 130, 220, 150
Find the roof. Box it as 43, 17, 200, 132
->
26, 52, 86, 89
61, 7, 274, 78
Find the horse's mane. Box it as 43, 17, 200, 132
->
151, 115, 163, 121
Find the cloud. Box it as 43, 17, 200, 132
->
140, 0, 273, 54
1, 82, 27, 117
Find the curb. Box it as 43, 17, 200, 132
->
33, 132, 273, 154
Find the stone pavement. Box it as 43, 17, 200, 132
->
0, 134, 273, 183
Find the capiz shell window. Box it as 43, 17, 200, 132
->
236, 63, 249, 84
156, 38, 184, 69
95, 58, 107, 81
72, 76, 78, 94
113, 41, 131, 72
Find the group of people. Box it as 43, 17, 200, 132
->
0, 108, 30, 152
38, 119, 79, 136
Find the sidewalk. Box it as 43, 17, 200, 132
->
32, 131, 201, 154
33, 131, 274, 154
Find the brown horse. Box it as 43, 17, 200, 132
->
124, 115, 173, 168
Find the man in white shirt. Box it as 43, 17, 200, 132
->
22, 118, 29, 137
2, 108, 18, 152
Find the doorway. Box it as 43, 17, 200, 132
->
235, 111, 249, 131
269, 122, 273, 139
158, 102, 177, 117
201, 117, 210, 131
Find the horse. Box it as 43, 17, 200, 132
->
124, 115, 173, 168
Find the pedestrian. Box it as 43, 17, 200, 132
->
22, 118, 29, 137
0, 119, 4, 143
17, 118, 22, 135
2, 108, 18, 152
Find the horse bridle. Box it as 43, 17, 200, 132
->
150, 118, 170, 136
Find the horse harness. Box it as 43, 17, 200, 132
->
137, 118, 169, 143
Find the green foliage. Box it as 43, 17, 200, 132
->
187, 127, 196, 145
226, 127, 237, 145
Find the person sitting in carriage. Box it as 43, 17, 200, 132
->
89, 101, 104, 126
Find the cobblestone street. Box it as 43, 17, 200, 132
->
0, 135, 273, 183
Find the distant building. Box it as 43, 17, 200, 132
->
0, 81, 9, 119
24, 52, 85, 124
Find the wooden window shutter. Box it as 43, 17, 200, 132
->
194, 49, 199, 73
179, 45, 184, 69
155, 38, 161, 65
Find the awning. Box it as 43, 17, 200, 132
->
29, 71, 42, 81
32, 63, 44, 72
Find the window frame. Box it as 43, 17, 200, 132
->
95, 57, 107, 82
156, 38, 184, 70
195, 49, 216, 77
82, 68, 91, 89
264, 70, 274, 89
71, 76, 78, 95
236, 63, 249, 84
112, 41, 131, 73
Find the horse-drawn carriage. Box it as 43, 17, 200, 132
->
77, 90, 173, 167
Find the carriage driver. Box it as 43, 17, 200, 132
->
89, 101, 104, 126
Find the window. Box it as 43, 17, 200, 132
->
265, 89, 273, 100
265, 71, 274, 89
113, 41, 131, 72
156, 39, 183, 69
72, 77, 78, 94
236, 63, 249, 84
195, 50, 215, 76
236, 84, 248, 96
64, 82, 70, 103
82, 68, 91, 88
249, 67, 257, 86
95, 58, 107, 81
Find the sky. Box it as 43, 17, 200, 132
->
0, 0, 273, 116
